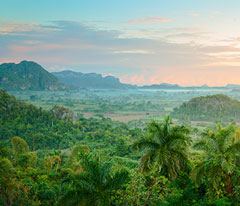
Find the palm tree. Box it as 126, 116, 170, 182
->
58, 154, 129, 206
132, 116, 190, 179
191, 124, 240, 194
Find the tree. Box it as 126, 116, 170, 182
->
51, 105, 74, 121
11, 136, 29, 156
132, 116, 190, 179
67, 145, 90, 172
59, 154, 129, 206
11, 136, 37, 168
115, 137, 129, 157
191, 124, 240, 196
112, 170, 170, 205
0, 158, 14, 206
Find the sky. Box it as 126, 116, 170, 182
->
1, 0, 240, 86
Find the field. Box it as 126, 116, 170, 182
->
9, 87, 240, 128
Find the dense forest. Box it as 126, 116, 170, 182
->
0, 89, 142, 157
1, 89, 240, 205
172, 94, 240, 122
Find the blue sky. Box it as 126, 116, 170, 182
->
1, 0, 240, 86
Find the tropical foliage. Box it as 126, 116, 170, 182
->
172, 94, 240, 122
59, 153, 129, 206
1, 90, 240, 205
191, 124, 240, 197
133, 116, 190, 179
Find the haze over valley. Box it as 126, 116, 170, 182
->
1, 1, 240, 205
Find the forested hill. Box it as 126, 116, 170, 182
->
0, 61, 67, 90
171, 94, 240, 122
52, 70, 136, 89
0, 89, 141, 154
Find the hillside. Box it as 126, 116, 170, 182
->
0, 89, 141, 152
171, 94, 240, 122
52, 70, 136, 89
0, 61, 66, 90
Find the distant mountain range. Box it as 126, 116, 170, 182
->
0, 61, 66, 90
1, 60, 240, 90
139, 83, 182, 89
52, 70, 136, 89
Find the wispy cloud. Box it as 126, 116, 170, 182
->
1, 19, 240, 86
125, 16, 172, 24
209, 10, 221, 19
0, 18, 59, 34
8, 43, 93, 53
188, 13, 199, 17
113, 50, 153, 54
212, 10, 221, 15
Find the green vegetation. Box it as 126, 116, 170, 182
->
191, 124, 240, 196
1, 90, 240, 205
59, 153, 129, 205
172, 94, 240, 122
0, 61, 66, 90
0, 89, 142, 156
133, 116, 190, 179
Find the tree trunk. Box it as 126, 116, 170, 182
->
6, 198, 12, 206
226, 175, 232, 194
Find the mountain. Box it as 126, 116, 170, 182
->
0, 60, 236, 90
0, 60, 67, 90
171, 94, 240, 122
140, 83, 212, 90
140, 83, 181, 89
52, 70, 136, 89
226, 84, 240, 88
200, 84, 209, 88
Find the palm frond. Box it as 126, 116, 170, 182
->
139, 150, 157, 173
191, 161, 206, 185
132, 138, 159, 151
108, 169, 129, 190
58, 190, 79, 206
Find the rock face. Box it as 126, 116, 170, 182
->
52, 70, 136, 89
0, 60, 66, 90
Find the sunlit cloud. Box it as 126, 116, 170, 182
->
125, 16, 172, 24
212, 10, 221, 15
113, 50, 153, 54
8, 43, 93, 53
49, 67, 57, 70
188, 13, 199, 17
2, 19, 240, 86
0, 19, 60, 33
103, 73, 114, 77
24, 40, 41, 44
118, 26, 212, 45
209, 10, 221, 19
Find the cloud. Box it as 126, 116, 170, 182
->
0, 18, 60, 33
24, 40, 41, 44
8, 43, 93, 53
209, 10, 221, 19
119, 26, 211, 45
212, 10, 221, 15
125, 17, 172, 24
113, 50, 153, 54
188, 13, 199, 17
49, 67, 57, 70
1, 19, 240, 86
